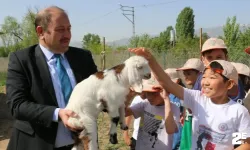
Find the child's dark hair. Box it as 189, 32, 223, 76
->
178, 79, 186, 88
202, 49, 228, 57
239, 74, 250, 92
206, 61, 229, 82
178, 79, 185, 113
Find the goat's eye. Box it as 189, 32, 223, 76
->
137, 66, 143, 69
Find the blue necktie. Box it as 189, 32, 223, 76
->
54, 54, 73, 105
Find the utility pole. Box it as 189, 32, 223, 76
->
120, 4, 135, 38
200, 28, 203, 51
101, 37, 106, 71
120, 4, 135, 56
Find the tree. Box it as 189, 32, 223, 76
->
137, 34, 152, 48
20, 8, 39, 48
158, 26, 174, 50
128, 35, 140, 48
175, 7, 195, 40
82, 33, 102, 54
82, 33, 101, 48
0, 16, 23, 53
223, 16, 240, 48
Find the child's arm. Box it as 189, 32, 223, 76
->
123, 116, 133, 146
164, 97, 178, 134
125, 107, 134, 117
129, 47, 184, 100
235, 138, 250, 150
161, 90, 178, 134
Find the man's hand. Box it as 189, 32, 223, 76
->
58, 109, 83, 132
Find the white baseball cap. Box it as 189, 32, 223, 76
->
177, 58, 205, 72
207, 60, 238, 84
231, 62, 250, 77
142, 73, 162, 92
202, 38, 227, 53
165, 68, 180, 83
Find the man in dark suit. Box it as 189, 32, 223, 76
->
6, 6, 98, 150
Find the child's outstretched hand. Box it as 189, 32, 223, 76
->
128, 47, 153, 61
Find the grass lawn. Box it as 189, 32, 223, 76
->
97, 113, 131, 150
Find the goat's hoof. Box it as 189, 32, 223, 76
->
120, 125, 128, 130
109, 133, 118, 144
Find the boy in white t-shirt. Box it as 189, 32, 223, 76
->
125, 73, 180, 150
123, 95, 144, 150
129, 47, 250, 150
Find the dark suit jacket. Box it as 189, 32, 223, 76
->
6, 44, 98, 150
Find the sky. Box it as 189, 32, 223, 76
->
0, 0, 249, 43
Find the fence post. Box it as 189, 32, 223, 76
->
101, 37, 106, 71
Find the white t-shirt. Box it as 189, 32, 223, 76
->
130, 99, 180, 150
130, 96, 144, 140
184, 88, 250, 150
244, 89, 250, 113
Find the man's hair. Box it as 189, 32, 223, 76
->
34, 6, 66, 31
202, 49, 228, 57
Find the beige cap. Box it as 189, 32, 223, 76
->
177, 58, 205, 72
165, 68, 179, 83
142, 73, 162, 92
231, 62, 250, 77
245, 47, 250, 55
202, 38, 227, 53
207, 60, 238, 84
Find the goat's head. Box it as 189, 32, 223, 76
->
125, 55, 151, 93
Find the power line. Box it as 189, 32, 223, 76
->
82, 8, 120, 25
134, 0, 179, 8
82, 0, 179, 25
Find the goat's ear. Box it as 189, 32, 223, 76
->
131, 82, 143, 93
128, 60, 142, 92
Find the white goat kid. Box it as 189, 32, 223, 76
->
66, 55, 151, 150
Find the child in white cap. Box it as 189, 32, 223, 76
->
231, 62, 250, 94
129, 47, 250, 150
201, 38, 246, 105
125, 73, 180, 150
176, 58, 205, 150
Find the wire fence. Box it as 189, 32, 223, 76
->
92, 48, 250, 71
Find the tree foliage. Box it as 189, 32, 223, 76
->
223, 16, 240, 48
175, 7, 195, 40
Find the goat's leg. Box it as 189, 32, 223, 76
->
108, 108, 120, 144
88, 124, 99, 150
118, 104, 128, 130
71, 119, 99, 150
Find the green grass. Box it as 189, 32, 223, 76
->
97, 113, 131, 150
0, 72, 7, 86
